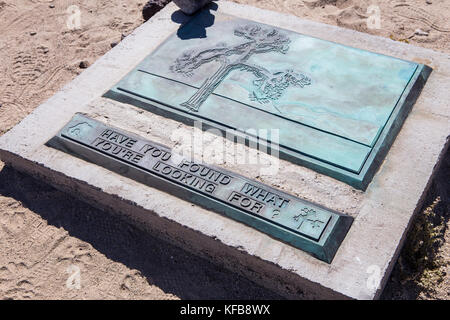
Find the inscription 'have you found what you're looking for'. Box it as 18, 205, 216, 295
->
49, 114, 353, 263
92, 125, 289, 214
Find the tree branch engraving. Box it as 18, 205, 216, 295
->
171, 24, 311, 112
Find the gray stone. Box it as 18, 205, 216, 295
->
79, 60, 89, 69
173, 0, 213, 15
0, 2, 449, 299
142, 0, 171, 21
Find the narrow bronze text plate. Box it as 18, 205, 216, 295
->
48, 114, 353, 263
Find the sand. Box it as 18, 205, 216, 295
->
0, 0, 448, 299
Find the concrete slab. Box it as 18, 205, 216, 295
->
0, 1, 449, 299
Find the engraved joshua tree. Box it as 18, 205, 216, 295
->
293, 208, 325, 230
171, 24, 311, 112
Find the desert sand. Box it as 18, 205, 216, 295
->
0, 0, 448, 299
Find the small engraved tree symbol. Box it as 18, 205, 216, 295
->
293, 207, 324, 230
67, 122, 92, 137
171, 24, 311, 112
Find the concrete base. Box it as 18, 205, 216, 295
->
0, 1, 449, 299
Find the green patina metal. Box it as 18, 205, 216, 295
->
48, 114, 353, 263
104, 9, 431, 189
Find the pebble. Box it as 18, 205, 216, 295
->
49, 4, 55, 8
30, 31, 36, 36
111, 42, 118, 48
142, 0, 171, 21
415, 28, 429, 36
79, 61, 89, 69
426, 0, 432, 4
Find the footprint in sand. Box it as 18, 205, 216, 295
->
0, 263, 36, 299
301, 0, 371, 32
393, 3, 450, 33
327, 6, 370, 31
9, 46, 51, 87
6, 45, 63, 109
120, 271, 149, 297
303, 0, 354, 10
0, 210, 26, 234
3, 280, 36, 299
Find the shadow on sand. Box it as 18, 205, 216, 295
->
0, 164, 281, 300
